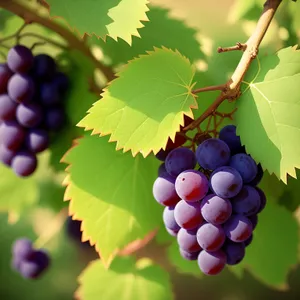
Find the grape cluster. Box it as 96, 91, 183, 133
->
0, 45, 68, 177
153, 125, 266, 276
11, 238, 50, 279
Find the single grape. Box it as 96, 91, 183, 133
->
200, 194, 232, 225
163, 206, 180, 231
174, 200, 204, 230
12, 238, 33, 259
198, 249, 226, 275
153, 174, 180, 206
249, 163, 263, 186
0, 120, 26, 150
45, 107, 65, 131
175, 170, 209, 202
11, 151, 38, 177
196, 138, 230, 170
249, 214, 258, 230
8, 74, 35, 103
0, 144, 16, 166
231, 185, 261, 216
255, 187, 266, 214
40, 82, 61, 106
180, 248, 200, 261
0, 94, 18, 120
166, 228, 179, 237
244, 234, 253, 247
7, 45, 34, 73
219, 125, 243, 154
31, 54, 56, 80
177, 228, 202, 252
16, 102, 43, 128
165, 147, 196, 177
0, 63, 13, 93
223, 240, 245, 265
210, 166, 243, 198
196, 223, 225, 252
53, 71, 69, 93
25, 129, 49, 153
223, 215, 253, 243
230, 153, 258, 183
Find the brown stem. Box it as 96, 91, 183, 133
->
0, 0, 115, 82
217, 42, 246, 53
184, 0, 282, 132
192, 84, 226, 94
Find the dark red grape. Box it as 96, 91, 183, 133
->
16, 102, 43, 128
25, 129, 49, 153
0, 63, 13, 93
198, 250, 226, 275
8, 74, 35, 103
0, 144, 16, 166
7, 45, 34, 73
0, 120, 26, 150
11, 151, 38, 177
0, 94, 18, 121
31, 54, 56, 80
224, 215, 253, 243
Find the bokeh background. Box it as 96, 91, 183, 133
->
1, 0, 300, 299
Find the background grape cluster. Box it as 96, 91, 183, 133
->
153, 125, 266, 275
11, 238, 50, 279
0, 45, 68, 177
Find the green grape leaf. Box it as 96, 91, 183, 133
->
91, 7, 204, 66
235, 46, 300, 182
0, 165, 38, 216
167, 240, 203, 277
232, 202, 299, 289
62, 134, 162, 264
79, 48, 197, 157
106, 0, 149, 45
45, 0, 121, 38
76, 257, 173, 300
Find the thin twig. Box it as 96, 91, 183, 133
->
184, 0, 282, 132
217, 42, 247, 53
192, 84, 227, 94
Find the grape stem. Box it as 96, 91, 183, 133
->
192, 84, 227, 94
0, 0, 115, 83
184, 0, 283, 132
217, 42, 247, 53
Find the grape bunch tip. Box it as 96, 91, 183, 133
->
154, 124, 266, 276
0, 44, 69, 177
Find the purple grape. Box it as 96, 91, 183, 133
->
175, 170, 209, 202
0, 94, 18, 120
8, 74, 35, 103
158, 163, 169, 177
230, 153, 258, 183
180, 248, 200, 261
223, 241, 245, 265
196, 223, 225, 252
223, 215, 253, 243
19, 250, 50, 279
177, 228, 202, 252
196, 138, 230, 170
32, 54, 56, 80
25, 129, 49, 153
249, 163, 263, 186
198, 249, 226, 275
219, 125, 242, 154
174, 200, 204, 230
163, 206, 180, 231
53, 71, 69, 93
11, 151, 38, 177
0, 120, 26, 150
210, 166, 243, 198
45, 107, 65, 130
255, 187, 266, 213
249, 214, 258, 230
40, 82, 60, 106
153, 174, 180, 207
166, 228, 179, 237
231, 185, 261, 216
244, 234, 253, 247
0, 144, 16, 166
200, 194, 232, 225
16, 102, 43, 128
165, 148, 196, 177
7, 45, 34, 73
0, 63, 13, 93
12, 238, 33, 259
